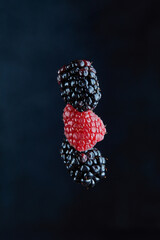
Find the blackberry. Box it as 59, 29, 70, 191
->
57, 60, 101, 112
60, 139, 107, 189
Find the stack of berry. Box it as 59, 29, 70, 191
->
57, 60, 107, 189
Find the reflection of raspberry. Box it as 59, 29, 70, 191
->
63, 104, 106, 152
57, 60, 101, 112
60, 139, 107, 188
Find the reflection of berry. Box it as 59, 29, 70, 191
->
63, 104, 106, 152
57, 60, 101, 112
60, 139, 107, 188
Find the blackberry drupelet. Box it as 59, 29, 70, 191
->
60, 139, 107, 188
57, 60, 101, 112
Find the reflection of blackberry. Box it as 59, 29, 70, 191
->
57, 60, 101, 112
60, 139, 107, 188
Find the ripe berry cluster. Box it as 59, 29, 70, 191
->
57, 60, 101, 112
60, 139, 107, 189
63, 104, 106, 152
57, 60, 108, 188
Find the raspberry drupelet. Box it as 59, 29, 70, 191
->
63, 104, 106, 152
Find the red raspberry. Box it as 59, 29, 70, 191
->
63, 104, 106, 152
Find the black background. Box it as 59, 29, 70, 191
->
0, 0, 160, 239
